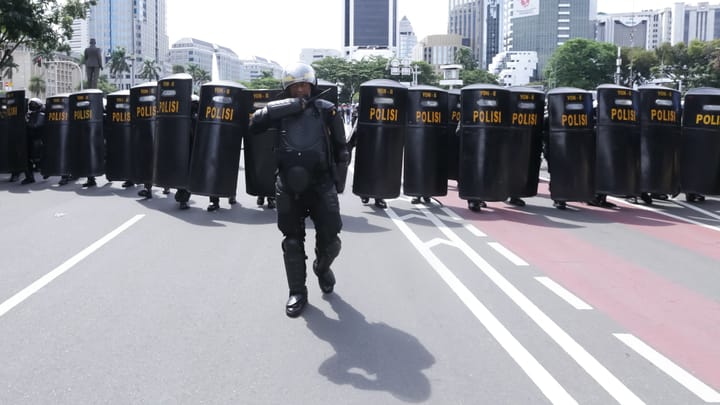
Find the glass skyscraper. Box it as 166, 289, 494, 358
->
343, 0, 398, 56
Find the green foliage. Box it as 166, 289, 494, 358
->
460, 69, 498, 85
108, 47, 130, 85
620, 47, 658, 86
0, 0, 96, 71
172, 65, 186, 74
28, 75, 45, 97
186, 63, 210, 94
544, 38, 616, 90
96, 75, 116, 94
241, 71, 281, 89
138, 59, 160, 81
454, 48, 478, 70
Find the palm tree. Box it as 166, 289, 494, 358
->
139, 59, 161, 81
186, 63, 210, 94
108, 47, 130, 87
28, 75, 46, 97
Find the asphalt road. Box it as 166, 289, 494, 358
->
1, 151, 719, 404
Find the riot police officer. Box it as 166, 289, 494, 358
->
22, 98, 46, 184
249, 62, 349, 318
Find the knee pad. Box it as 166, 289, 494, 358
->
317, 234, 341, 259
282, 237, 305, 256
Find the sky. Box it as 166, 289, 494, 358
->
166, 0, 684, 68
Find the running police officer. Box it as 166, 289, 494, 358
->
249, 62, 349, 318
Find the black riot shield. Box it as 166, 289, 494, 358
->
403, 85, 448, 197
104, 90, 132, 181
41, 94, 72, 177
316, 79, 339, 105
244, 89, 281, 197
595, 84, 640, 196
509, 87, 545, 198
0, 98, 8, 173
153, 73, 193, 188
4, 90, 28, 173
546, 88, 596, 202
352, 79, 407, 199
458, 84, 512, 202
130, 82, 157, 185
638, 86, 681, 195
188, 81, 247, 197
69, 89, 105, 177
680, 87, 720, 196
447, 89, 461, 181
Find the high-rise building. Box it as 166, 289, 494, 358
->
169, 38, 246, 82
503, 0, 596, 78
671, 2, 720, 44
79, 0, 169, 89
413, 34, 470, 73
447, 0, 502, 69
343, 0, 398, 58
398, 16, 418, 61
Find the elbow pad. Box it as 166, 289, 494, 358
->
266, 97, 304, 120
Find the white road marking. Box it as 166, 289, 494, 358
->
614, 333, 720, 403
670, 198, 720, 223
388, 205, 645, 405
386, 206, 579, 405
0, 214, 145, 319
488, 242, 529, 266
535, 277, 593, 310
606, 196, 720, 233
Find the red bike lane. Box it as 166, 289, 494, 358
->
438, 181, 720, 391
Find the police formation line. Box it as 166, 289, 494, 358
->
2, 79, 720, 213
351, 80, 719, 211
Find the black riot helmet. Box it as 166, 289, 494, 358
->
281, 62, 317, 91
28, 97, 44, 111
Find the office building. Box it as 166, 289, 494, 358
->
80, 0, 169, 89
398, 16, 418, 61
503, 0, 596, 78
448, 0, 503, 68
343, 0, 398, 58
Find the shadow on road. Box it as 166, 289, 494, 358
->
303, 294, 434, 403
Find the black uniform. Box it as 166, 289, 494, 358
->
249, 92, 349, 317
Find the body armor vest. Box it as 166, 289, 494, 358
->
277, 101, 329, 193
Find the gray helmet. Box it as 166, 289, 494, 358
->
28, 98, 43, 111
281, 62, 316, 90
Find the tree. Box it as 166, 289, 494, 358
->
108, 47, 130, 86
0, 0, 96, 72
138, 59, 161, 81
544, 38, 616, 89
95, 75, 116, 94
454, 47, 478, 71
172, 64, 186, 74
242, 71, 281, 90
186, 63, 210, 94
460, 69, 499, 85
620, 47, 658, 86
28, 75, 46, 97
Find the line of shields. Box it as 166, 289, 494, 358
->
351, 79, 720, 211
0, 75, 297, 210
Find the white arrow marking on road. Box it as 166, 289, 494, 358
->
386, 206, 578, 405
614, 333, 720, 403
388, 205, 645, 405
0, 214, 145, 319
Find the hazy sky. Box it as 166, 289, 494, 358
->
166, 0, 684, 67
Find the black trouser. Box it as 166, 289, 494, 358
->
277, 179, 342, 294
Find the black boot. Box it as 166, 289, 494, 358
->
82, 176, 97, 188
162, 187, 171, 195
207, 197, 220, 211
58, 176, 70, 186
553, 200, 567, 210
313, 238, 340, 294
8, 172, 19, 182
468, 200, 486, 212
178, 201, 190, 210
686, 193, 706, 203
121, 180, 134, 188
507, 197, 525, 207
228, 196, 237, 205
283, 238, 308, 317
20, 174, 35, 185
640, 193, 653, 205
422, 196, 432, 203
374, 198, 387, 209
256, 196, 265, 206
267, 197, 276, 209
411, 196, 422, 204
361, 197, 369, 204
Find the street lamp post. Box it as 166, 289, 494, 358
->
388, 57, 419, 86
